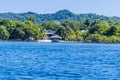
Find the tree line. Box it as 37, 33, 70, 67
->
0, 16, 120, 43
0, 10, 120, 23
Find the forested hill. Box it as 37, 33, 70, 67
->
0, 9, 120, 23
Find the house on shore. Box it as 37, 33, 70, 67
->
46, 30, 56, 37
38, 30, 62, 42
50, 35, 62, 42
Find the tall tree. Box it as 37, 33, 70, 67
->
89, 21, 110, 35
0, 26, 10, 40
42, 21, 61, 31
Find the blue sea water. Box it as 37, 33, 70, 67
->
0, 42, 120, 80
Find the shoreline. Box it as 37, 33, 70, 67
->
0, 40, 120, 44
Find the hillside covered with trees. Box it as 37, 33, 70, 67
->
0, 10, 120, 23
0, 10, 120, 43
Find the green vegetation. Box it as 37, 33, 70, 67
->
0, 10, 120, 23
0, 10, 120, 43
0, 18, 45, 40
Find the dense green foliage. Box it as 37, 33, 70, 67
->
0, 10, 120, 23
0, 18, 46, 40
0, 10, 120, 43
